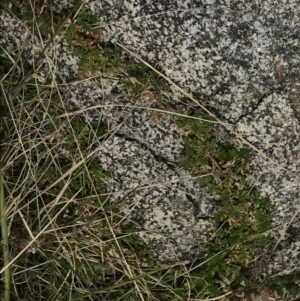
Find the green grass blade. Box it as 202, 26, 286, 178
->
0, 169, 10, 301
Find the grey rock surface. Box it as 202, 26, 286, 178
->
83, 0, 300, 278
59, 77, 220, 262
2, 0, 300, 277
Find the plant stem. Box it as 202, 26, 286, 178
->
0, 170, 10, 301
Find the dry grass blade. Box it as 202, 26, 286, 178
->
71, 264, 172, 301
58, 103, 226, 124
0, 180, 78, 274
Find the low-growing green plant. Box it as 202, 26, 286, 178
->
179, 108, 275, 297
62, 8, 170, 93
63, 9, 104, 79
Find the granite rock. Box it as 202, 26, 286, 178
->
2, 0, 300, 274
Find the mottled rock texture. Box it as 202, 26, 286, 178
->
83, 0, 300, 277
2, 0, 300, 276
